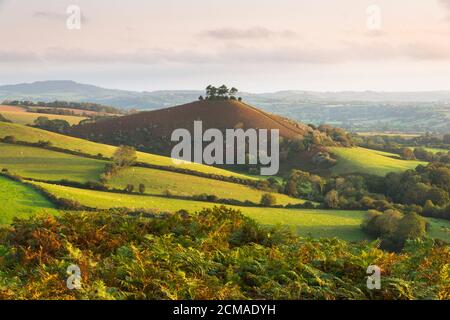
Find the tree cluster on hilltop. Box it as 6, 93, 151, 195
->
199, 85, 242, 101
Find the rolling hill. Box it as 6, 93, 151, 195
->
0, 122, 253, 179
69, 99, 313, 144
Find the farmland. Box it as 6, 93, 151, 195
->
29, 181, 450, 242
0, 143, 106, 183
329, 147, 426, 176
0, 105, 86, 125
0, 175, 57, 225
31, 181, 366, 241
0, 122, 254, 179
107, 166, 302, 205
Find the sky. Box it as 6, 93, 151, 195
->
1, 0, 450, 92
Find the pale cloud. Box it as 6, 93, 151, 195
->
3, 40, 450, 66
33, 10, 89, 23
199, 27, 297, 40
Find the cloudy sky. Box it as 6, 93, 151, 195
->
1, 0, 450, 92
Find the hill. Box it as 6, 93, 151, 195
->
3, 80, 450, 133
0, 122, 254, 179
69, 99, 313, 142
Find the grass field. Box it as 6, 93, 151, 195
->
108, 167, 302, 205
0, 176, 57, 225
329, 147, 426, 176
426, 218, 450, 243
0, 143, 106, 183
32, 181, 366, 241
30, 181, 450, 242
0, 108, 86, 125
0, 122, 254, 179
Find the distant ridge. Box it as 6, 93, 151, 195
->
2, 80, 450, 133
2, 81, 450, 110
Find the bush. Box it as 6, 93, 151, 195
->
260, 193, 277, 207
3, 135, 16, 144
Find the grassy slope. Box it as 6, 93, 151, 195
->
0, 122, 254, 179
0, 109, 86, 125
329, 147, 426, 176
0, 143, 106, 183
31, 181, 450, 242
0, 176, 57, 225
31, 181, 371, 241
108, 167, 302, 205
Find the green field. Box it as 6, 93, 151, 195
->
0, 122, 254, 179
0, 143, 106, 183
32, 181, 366, 241
329, 147, 426, 176
108, 166, 302, 205
0, 110, 86, 125
426, 218, 450, 243
0, 176, 57, 225
0, 142, 295, 205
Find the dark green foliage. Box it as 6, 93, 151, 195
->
33, 116, 71, 133
362, 209, 427, 250
260, 193, 277, 207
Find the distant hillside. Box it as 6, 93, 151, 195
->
68, 100, 346, 174
2, 81, 450, 133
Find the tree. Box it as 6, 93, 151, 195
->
205, 85, 217, 99
395, 212, 427, 243
113, 145, 137, 167
324, 190, 339, 208
229, 87, 238, 99
34, 116, 51, 127
260, 193, 277, 207
3, 135, 16, 144
198, 95, 204, 101
426, 187, 449, 207
401, 148, 416, 160
217, 85, 229, 98
139, 183, 146, 194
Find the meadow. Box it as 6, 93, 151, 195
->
0, 176, 57, 225
0, 143, 106, 183
0, 105, 86, 125
107, 166, 302, 205
0, 122, 254, 179
31, 181, 366, 240
30, 181, 450, 242
329, 147, 426, 176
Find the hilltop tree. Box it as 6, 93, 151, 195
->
217, 85, 229, 98
204, 85, 239, 100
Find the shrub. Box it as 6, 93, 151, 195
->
260, 193, 277, 207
